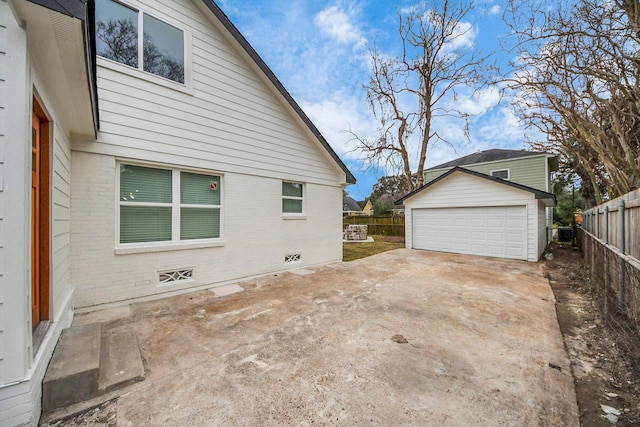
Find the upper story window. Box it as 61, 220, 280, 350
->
96, 0, 185, 84
282, 182, 304, 214
490, 169, 510, 180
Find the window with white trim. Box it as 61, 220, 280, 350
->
491, 169, 510, 180
95, 0, 185, 84
282, 181, 304, 213
119, 164, 221, 244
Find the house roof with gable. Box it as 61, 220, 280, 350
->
29, 0, 356, 184
396, 166, 556, 206
426, 149, 551, 171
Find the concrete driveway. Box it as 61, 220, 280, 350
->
70, 249, 578, 426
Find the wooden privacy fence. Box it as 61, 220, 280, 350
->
582, 189, 640, 324
343, 216, 405, 236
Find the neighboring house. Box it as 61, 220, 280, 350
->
1, 0, 354, 425
397, 149, 557, 262
358, 199, 373, 216
423, 149, 558, 192
343, 196, 363, 216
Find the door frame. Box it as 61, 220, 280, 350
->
32, 96, 51, 328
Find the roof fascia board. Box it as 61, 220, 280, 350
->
200, 0, 355, 184
397, 166, 556, 205
27, 0, 86, 19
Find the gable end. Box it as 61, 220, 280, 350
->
397, 167, 556, 206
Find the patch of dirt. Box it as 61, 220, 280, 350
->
544, 243, 640, 426
40, 400, 117, 426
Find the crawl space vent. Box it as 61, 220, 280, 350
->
159, 269, 193, 284
284, 253, 301, 264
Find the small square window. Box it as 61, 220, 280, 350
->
491, 169, 510, 180
282, 182, 303, 213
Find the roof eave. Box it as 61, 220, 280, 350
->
397, 166, 557, 206
26, 0, 99, 137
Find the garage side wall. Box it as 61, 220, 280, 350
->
538, 202, 548, 259
404, 172, 542, 262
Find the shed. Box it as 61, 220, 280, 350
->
397, 167, 556, 262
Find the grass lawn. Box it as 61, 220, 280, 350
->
342, 235, 405, 262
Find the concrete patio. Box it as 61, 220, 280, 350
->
41, 249, 579, 426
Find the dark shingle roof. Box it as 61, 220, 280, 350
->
426, 149, 548, 171
395, 166, 556, 205
343, 197, 362, 212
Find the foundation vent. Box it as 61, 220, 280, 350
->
284, 253, 301, 264
159, 269, 193, 284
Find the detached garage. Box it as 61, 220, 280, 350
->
397, 167, 556, 262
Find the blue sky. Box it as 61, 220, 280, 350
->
219, 0, 531, 200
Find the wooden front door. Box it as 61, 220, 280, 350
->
31, 99, 50, 329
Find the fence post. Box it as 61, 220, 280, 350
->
595, 209, 599, 239
618, 200, 626, 311
604, 206, 609, 244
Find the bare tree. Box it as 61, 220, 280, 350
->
505, 0, 640, 205
354, 1, 493, 191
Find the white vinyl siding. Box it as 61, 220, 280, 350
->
538, 203, 549, 255
0, 4, 78, 422
0, 2, 8, 384
76, 0, 342, 186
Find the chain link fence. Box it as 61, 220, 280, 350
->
582, 189, 640, 370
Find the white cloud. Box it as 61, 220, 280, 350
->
314, 5, 364, 45
446, 21, 477, 50
300, 94, 377, 160
488, 5, 501, 16
456, 86, 502, 116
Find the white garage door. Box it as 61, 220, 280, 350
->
412, 206, 527, 260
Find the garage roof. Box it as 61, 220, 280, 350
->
425, 149, 552, 171
396, 166, 557, 206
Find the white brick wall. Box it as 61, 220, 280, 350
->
70, 151, 343, 309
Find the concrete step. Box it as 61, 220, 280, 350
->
99, 330, 145, 393
42, 323, 102, 412
42, 323, 145, 413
